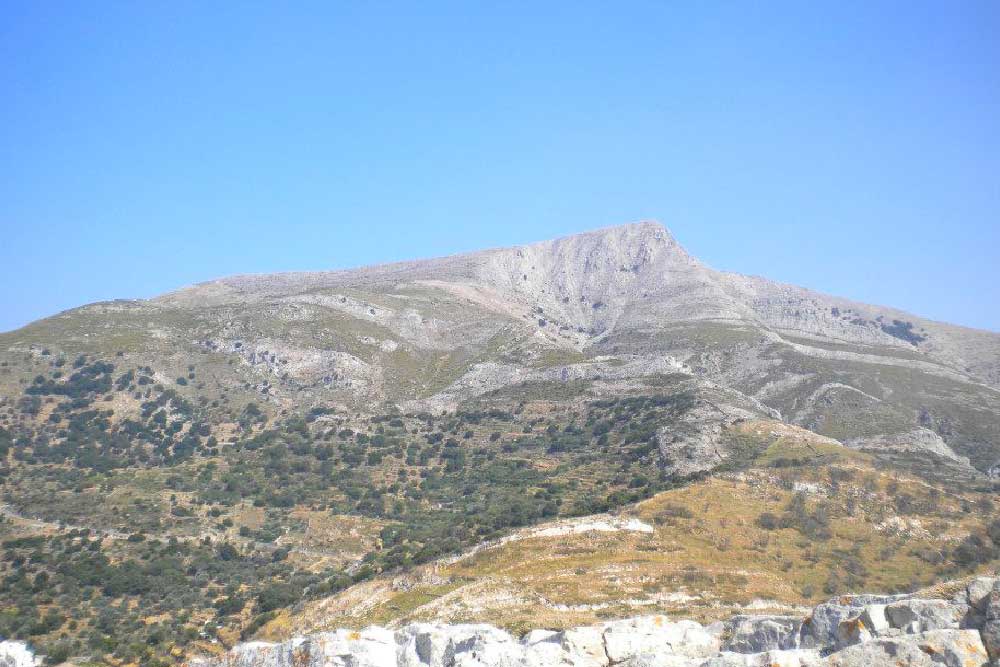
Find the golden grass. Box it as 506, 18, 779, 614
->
274, 422, 995, 638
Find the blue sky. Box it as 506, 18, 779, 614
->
2, 1, 998, 332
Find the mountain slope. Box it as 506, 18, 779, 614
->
4, 221, 998, 472
1, 222, 999, 666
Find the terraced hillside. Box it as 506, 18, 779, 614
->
0, 222, 997, 666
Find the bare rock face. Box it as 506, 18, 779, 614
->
980, 579, 1000, 663
721, 615, 800, 653
0, 643, 37, 667
154, 221, 1000, 392
188, 578, 999, 667
474, 222, 739, 335
825, 629, 988, 667
844, 428, 972, 465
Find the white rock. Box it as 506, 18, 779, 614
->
0, 642, 38, 667
967, 577, 998, 613
702, 649, 823, 667
884, 599, 965, 633
303, 629, 397, 667
603, 616, 720, 663
195, 583, 995, 667
548, 626, 608, 667
397, 624, 514, 667
722, 615, 800, 652
825, 629, 988, 667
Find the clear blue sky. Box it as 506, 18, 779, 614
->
2, 1, 998, 333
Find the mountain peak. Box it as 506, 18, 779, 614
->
548, 219, 677, 246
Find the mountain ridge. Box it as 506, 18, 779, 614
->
1, 221, 999, 666
151, 220, 995, 336
4, 221, 999, 471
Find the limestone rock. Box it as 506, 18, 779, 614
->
528, 626, 607, 667
722, 615, 800, 653
0, 642, 38, 667
967, 577, 999, 613
192, 577, 1000, 667
603, 616, 720, 663
982, 620, 1000, 663
397, 624, 516, 667
983, 583, 1000, 661
798, 594, 909, 649
702, 650, 823, 667
826, 629, 988, 667
884, 599, 966, 633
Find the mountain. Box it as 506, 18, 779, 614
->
5, 222, 1000, 472
0, 222, 998, 666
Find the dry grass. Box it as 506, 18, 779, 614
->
269, 421, 996, 639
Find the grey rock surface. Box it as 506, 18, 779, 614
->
188, 578, 998, 667
0, 642, 37, 667
721, 615, 800, 653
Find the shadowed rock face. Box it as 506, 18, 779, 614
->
180, 577, 998, 667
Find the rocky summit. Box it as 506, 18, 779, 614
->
0, 222, 998, 666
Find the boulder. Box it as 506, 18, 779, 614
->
884, 599, 965, 633
835, 603, 897, 648
521, 630, 576, 666
535, 626, 608, 666
798, 603, 856, 649
208, 639, 304, 667
602, 616, 720, 663
616, 654, 701, 667
983, 585, 1000, 662
397, 623, 459, 666
983, 620, 1000, 663
0, 642, 38, 667
397, 624, 517, 667
721, 615, 801, 653
966, 577, 998, 613
701, 650, 823, 667
304, 629, 397, 667
450, 633, 525, 667
825, 629, 988, 667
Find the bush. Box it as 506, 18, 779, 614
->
256, 583, 300, 612
660, 503, 694, 519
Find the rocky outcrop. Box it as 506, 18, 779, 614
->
0, 642, 38, 667
844, 428, 974, 466
189, 577, 1000, 667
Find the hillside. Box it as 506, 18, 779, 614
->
4, 223, 999, 472
265, 420, 997, 640
197, 573, 1000, 666
0, 222, 998, 666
